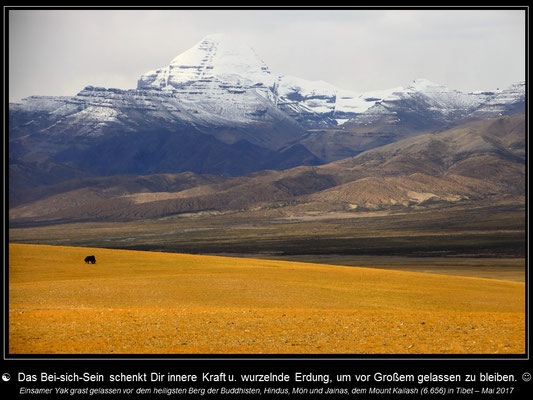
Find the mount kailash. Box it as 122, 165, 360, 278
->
10, 33, 525, 187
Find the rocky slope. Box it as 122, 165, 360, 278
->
9, 114, 525, 225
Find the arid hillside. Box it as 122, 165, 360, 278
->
9, 114, 525, 225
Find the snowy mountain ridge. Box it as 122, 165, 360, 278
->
134, 33, 524, 126
12, 33, 525, 138
9, 33, 526, 198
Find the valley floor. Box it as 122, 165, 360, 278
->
9, 201, 526, 282
9, 244, 525, 355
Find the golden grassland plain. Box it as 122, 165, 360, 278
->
9, 244, 524, 354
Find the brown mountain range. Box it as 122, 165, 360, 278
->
9, 114, 525, 225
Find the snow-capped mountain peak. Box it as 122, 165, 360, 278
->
406, 78, 449, 92
9, 33, 525, 185
12, 33, 525, 146
135, 34, 524, 129
138, 33, 275, 90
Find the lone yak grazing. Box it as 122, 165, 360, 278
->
84, 255, 96, 264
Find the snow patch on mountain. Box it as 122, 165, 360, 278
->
139, 33, 276, 90
137, 34, 389, 123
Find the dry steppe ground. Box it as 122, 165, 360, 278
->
9, 244, 524, 354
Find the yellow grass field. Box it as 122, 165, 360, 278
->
9, 244, 525, 354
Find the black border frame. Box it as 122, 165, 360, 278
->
3, 5, 529, 365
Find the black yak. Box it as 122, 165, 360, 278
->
84, 255, 96, 264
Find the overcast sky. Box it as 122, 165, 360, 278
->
8, 8, 526, 102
